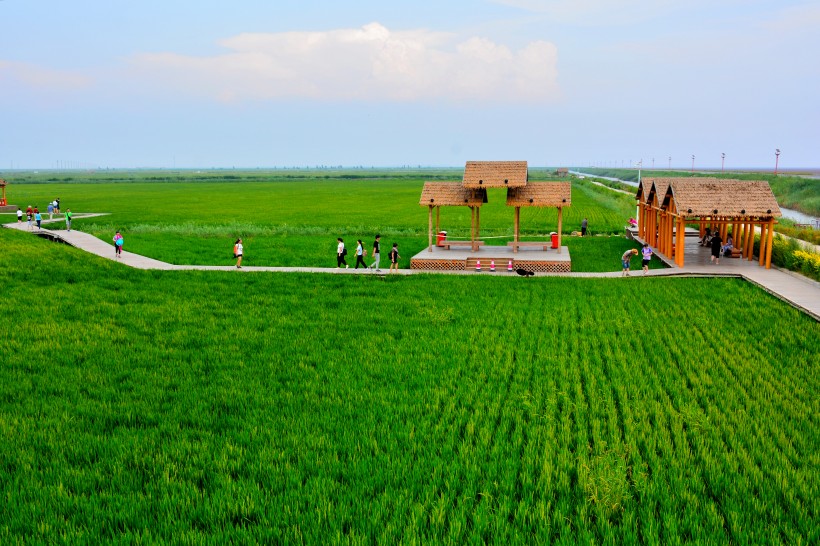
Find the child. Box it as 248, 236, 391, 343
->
113, 231, 124, 258
622, 248, 638, 276
389, 243, 400, 274
641, 244, 653, 275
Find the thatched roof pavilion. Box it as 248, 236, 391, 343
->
506, 182, 572, 253
462, 161, 528, 188
636, 177, 782, 268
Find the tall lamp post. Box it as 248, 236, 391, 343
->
691, 154, 695, 173
668, 156, 671, 169
721, 152, 725, 173
774, 149, 781, 175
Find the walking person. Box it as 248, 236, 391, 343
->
35, 210, 42, 230
641, 243, 653, 275
621, 248, 638, 276
47, 202, 54, 220
581, 218, 588, 236
16, 208, 22, 224
234, 238, 243, 268
65, 208, 72, 231
26, 205, 33, 230
369, 234, 381, 272
113, 231, 124, 258
336, 238, 348, 269
389, 243, 400, 274
354, 239, 368, 269
710, 230, 723, 265
55, 198, 60, 214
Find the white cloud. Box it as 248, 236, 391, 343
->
0, 60, 92, 91
128, 22, 559, 103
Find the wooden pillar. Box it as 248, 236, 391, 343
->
436, 206, 440, 235
470, 206, 475, 248
765, 218, 775, 269
514, 206, 520, 254
675, 216, 684, 266
745, 221, 755, 261
557, 206, 563, 254
428, 205, 433, 252
758, 221, 767, 265
475, 207, 481, 251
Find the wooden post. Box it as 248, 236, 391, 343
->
746, 221, 755, 261
765, 218, 775, 269
514, 206, 520, 253
470, 206, 475, 249
679, 216, 686, 267
758, 221, 767, 265
557, 206, 563, 254
436, 206, 440, 235
475, 207, 481, 252
428, 205, 433, 252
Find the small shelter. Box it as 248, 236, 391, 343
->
636, 177, 781, 268
0, 179, 7, 207
420, 182, 487, 251
506, 182, 571, 253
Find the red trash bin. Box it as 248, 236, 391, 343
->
550, 232, 559, 249
436, 231, 447, 246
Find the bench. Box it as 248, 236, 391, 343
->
507, 241, 551, 251
442, 240, 484, 250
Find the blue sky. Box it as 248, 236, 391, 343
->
1, 0, 817, 169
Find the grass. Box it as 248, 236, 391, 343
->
2, 170, 646, 271
1, 227, 818, 544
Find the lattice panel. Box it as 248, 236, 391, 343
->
514, 260, 571, 273
411, 259, 465, 271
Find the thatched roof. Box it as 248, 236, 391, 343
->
663, 179, 781, 217
419, 182, 486, 206
462, 161, 528, 188
506, 182, 571, 207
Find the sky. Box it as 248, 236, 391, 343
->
1, 0, 818, 169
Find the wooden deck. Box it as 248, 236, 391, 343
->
410, 245, 571, 273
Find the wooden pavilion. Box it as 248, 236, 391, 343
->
414, 161, 573, 272
0, 179, 7, 207
506, 182, 571, 253
636, 177, 781, 268
420, 182, 487, 251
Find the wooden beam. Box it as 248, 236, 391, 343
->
676, 216, 685, 267
436, 206, 440, 235
758, 221, 767, 266
475, 207, 481, 252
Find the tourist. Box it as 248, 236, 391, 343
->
16, 208, 22, 223
26, 205, 33, 230
234, 238, 243, 268
369, 234, 381, 272
336, 238, 348, 269
354, 239, 367, 269
710, 230, 723, 265
47, 202, 54, 220
621, 248, 638, 276
389, 243, 400, 274
581, 218, 588, 236
65, 208, 72, 231
699, 227, 712, 247
55, 198, 60, 214
641, 243, 653, 275
723, 235, 734, 257
34, 210, 42, 230
113, 231, 124, 258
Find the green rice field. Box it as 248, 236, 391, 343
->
3, 170, 647, 271
1, 221, 818, 544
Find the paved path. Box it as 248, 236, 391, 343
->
4, 217, 820, 321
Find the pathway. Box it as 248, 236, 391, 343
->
4, 217, 820, 321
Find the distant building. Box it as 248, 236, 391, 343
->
554, 168, 569, 177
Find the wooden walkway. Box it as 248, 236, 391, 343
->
4, 217, 820, 321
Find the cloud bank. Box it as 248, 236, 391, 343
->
129, 22, 559, 103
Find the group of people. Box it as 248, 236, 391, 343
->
699, 228, 735, 264
336, 235, 400, 273
621, 243, 654, 276
16, 199, 71, 231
